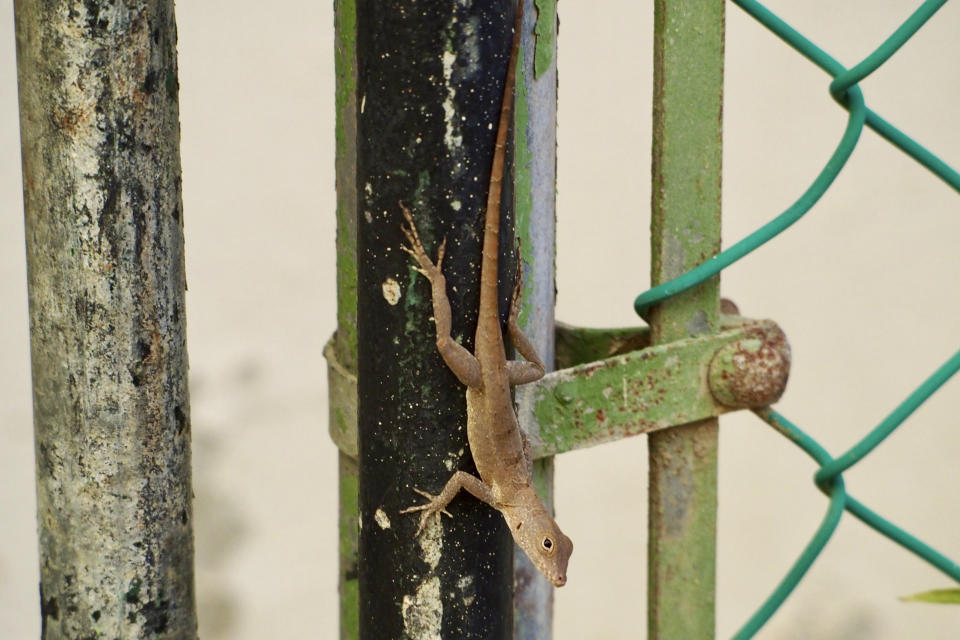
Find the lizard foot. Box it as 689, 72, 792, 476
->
399, 487, 453, 535
399, 202, 446, 281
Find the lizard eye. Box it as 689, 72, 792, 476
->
541, 537, 554, 554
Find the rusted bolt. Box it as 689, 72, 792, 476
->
720, 297, 740, 315
708, 322, 791, 409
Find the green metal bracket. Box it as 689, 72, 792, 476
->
325, 336, 359, 459
325, 315, 790, 461
525, 316, 787, 457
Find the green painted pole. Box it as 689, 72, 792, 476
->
332, 0, 359, 638
647, 0, 724, 638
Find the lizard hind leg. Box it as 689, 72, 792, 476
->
399, 202, 483, 388
506, 239, 547, 385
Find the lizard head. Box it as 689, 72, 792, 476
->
501, 488, 573, 587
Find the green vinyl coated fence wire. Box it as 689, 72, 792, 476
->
815, 347, 960, 484
634, 0, 959, 318
632, 0, 960, 637
737, 407, 960, 640
735, 409, 848, 639
826, 0, 945, 97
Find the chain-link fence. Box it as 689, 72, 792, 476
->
635, 1, 960, 637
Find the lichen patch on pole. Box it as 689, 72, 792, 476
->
15, 1, 196, 637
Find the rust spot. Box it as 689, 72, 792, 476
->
580, 360, 607, 378
52, 106, 88, 136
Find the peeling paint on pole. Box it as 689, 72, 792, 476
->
512, 2, 558, 637
14, 1, 196, 638
401, 519, 445, 640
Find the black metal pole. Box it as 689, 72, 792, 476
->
356, 1, 518, 637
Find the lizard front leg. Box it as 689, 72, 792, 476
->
400, 470, 497, 535
506, 239, 547, 385
400, 203, 482, 388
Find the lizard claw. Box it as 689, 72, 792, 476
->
399, 201, 445, 277
410, 487, 453, 517
400, 487, 453, 535
399, 259, 429, 278
435, 237, 447, 267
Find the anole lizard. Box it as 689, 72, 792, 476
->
399, 1, 573, 588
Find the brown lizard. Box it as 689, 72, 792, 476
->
398, 1, 573, 588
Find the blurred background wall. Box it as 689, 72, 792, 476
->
2, 1, 958, 637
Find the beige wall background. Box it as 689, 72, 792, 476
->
3, 1, 959, 638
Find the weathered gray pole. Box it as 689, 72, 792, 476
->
14, 2, 197, 638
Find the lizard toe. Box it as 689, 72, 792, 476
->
410, 487, 438, 500
398, 504, 426, 515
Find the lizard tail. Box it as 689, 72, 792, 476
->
477, 1, 524, 346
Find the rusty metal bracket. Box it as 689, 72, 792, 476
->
324, 314, 790, 460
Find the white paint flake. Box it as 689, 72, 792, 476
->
402, 576, 442, 640
400, 495, 446, 636
457, 575, 477, 607
382, 278, 401, 305
418, 513, 443, 570
441, 49, 463, 151
443, 447, 465, 471
374, 508, 391, 529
